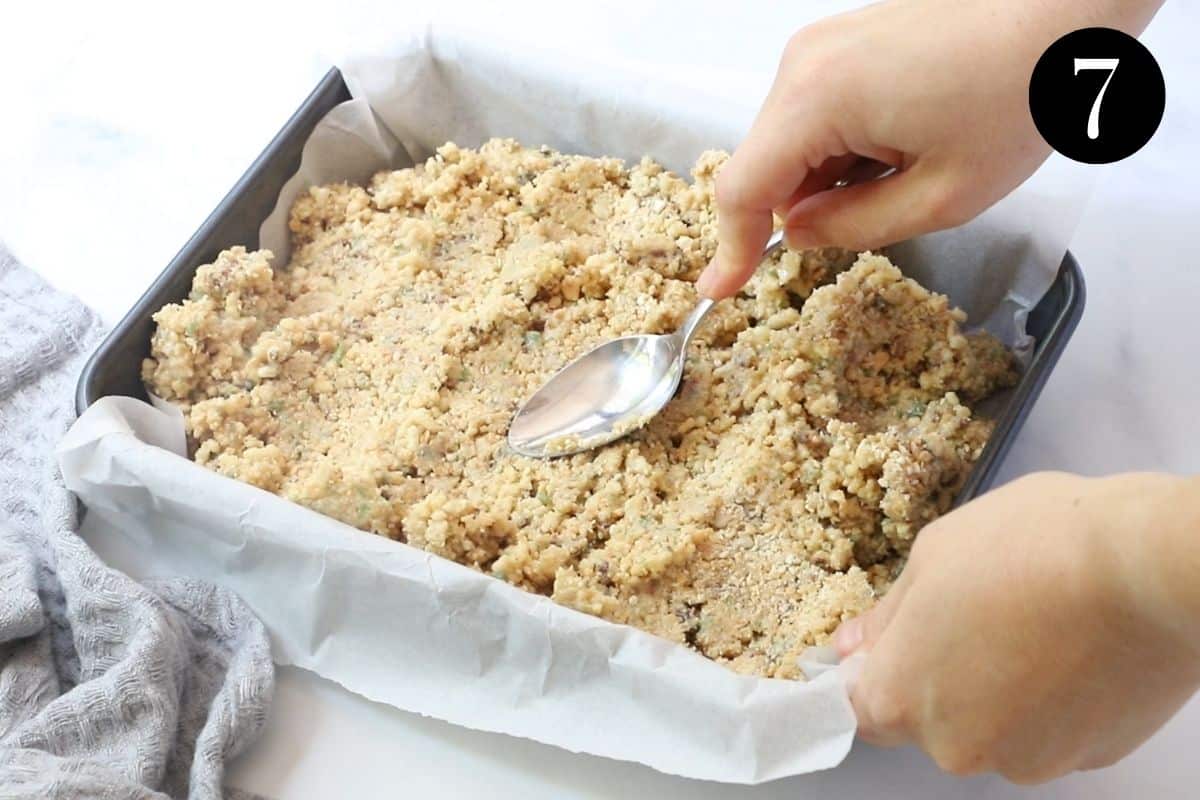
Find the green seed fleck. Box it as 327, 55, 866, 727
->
331, 343, 346, 365
524, 330, 543, 349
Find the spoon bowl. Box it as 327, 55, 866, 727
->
507, 332, 687, 457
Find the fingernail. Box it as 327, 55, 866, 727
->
834, 617, 864, 656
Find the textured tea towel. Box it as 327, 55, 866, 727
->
0, 244, 274, 798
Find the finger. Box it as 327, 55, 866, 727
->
833, 562, 917, 657
772, 154, 862, 217
781, 157, 900, 219
1077, 744, 1133, 773
698, 92, 843, 298
784, 164, 958, 252
851, 668, 915, 749
842, 566, 922, 747
848, 633, 917, 747
696, 205, 775, 299
854, 712, 913, 748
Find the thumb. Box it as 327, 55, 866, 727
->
833, 565, 916, 658
784, 164, 956, 252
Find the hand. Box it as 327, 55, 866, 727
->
833, 471, 1200, 783
697, 0, 1163, 299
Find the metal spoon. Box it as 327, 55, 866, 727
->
508, 229, 786, 458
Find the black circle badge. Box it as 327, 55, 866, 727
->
1029, 27, 1165, 164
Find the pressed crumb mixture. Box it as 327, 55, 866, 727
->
144, 139, 1017, 679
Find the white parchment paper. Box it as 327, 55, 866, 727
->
59, 20, 1092, 784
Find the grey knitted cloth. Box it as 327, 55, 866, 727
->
0, 246, 274, 798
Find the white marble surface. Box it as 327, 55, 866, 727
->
4, 0, 1200, 796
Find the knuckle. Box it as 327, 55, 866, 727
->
714, 169, 752, 213
860, 689, 912, 739
1076, 741, 1129, 772
780, 25, 846, 94
914, 516, 944, 541
908, 522, 946, 557
996, 743, 1074, 785
1001, 765, 1062, 786
922, 179, 972, 229
782, 27, 817, 63
931, 745, 987, 777
1080, 750, 1123, 771
785, 17, 839, 55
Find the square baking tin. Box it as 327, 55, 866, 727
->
75, 67, 1085, 505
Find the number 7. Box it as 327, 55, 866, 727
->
1074, 58, 1120, 140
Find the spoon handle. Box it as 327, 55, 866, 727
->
678, 296, 716, 348
762, 228, 787, 257
679, 229, 788, 348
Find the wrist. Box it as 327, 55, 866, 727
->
1099, 473, 1200, 664
1149, 474, 1200, 654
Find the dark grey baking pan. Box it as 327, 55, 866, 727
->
74, 66, 1085, 503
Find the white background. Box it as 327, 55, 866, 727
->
3, 1, 1199, 797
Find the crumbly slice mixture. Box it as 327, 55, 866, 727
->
143, 139, 1016, 679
